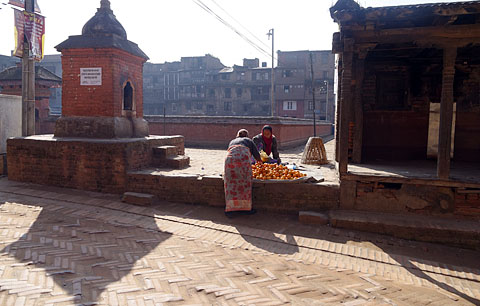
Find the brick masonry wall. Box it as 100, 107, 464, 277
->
61, 48, 145, 118
37, 115, 332, 149
126, 172, 339, 213
7, 136, 184, 194
455, 190, 480, 217
343, 180, 480, 219
147, 116, 332, 148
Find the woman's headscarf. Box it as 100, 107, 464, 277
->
261, 125, 273, 155
237, 129, 249, 138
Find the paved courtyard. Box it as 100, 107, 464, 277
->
0, 178, 479, 305
162, 136, 339, 185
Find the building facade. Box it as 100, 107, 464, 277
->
0, 50, 336, 121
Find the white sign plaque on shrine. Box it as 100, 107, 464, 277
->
80, 68, 102, 86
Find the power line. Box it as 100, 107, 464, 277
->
209, 0, 271, 51
191, 0, 278, 64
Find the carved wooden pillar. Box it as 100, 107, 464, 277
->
437, 47, 457, 179
339, 38, 354, 175
352, 54, 366, 164
335, 54, 342, 163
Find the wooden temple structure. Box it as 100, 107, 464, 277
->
331, 0, 480, 217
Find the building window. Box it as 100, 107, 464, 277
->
225, 88, 232, 98
323, 71, 328, 79
207, 104, 215, 112
284, 85, 290, 93
264, 72, 269, 80
308, 100, 314, 111
172, 103, 177, 112
195, 102, 203, 110
221, 74, 230, 80
282, 70, 293, 78
224, 101, 232, 111
236, 88, 242, 98
186, 101, 192, 110
123, 81, 134, 110
257, 87, 263, 95
283, 101, 297, 111
208, 88, 215, 97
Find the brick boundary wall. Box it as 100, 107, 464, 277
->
37, 115, 332, 149
126, 172, 339, 214
146, 116, 332, 149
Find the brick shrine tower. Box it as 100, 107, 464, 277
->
54, 0, 149, 138
7, 0, 189, 194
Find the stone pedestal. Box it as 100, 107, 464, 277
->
54, 116, 149, 138
7, 135, 184, 193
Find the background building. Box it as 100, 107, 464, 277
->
0, 50, 336, 121
276, 50, 336, 122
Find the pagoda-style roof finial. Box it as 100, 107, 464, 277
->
100, 0, 111, 11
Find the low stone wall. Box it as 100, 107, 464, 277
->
7, 135, 184, 194
146, 116, 332, 149
126, 172, 339, 213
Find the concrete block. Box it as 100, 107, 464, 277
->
299, 211, 329, 225
122, 192, 155, 206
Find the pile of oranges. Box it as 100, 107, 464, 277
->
252, 162, 307, 180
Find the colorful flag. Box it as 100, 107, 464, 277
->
13, 8, 45, 61
13, 8, 24, 58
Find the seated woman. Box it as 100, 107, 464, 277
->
224, 129, 262, 218
252, 125, 281, 164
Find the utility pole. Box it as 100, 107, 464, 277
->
267, 29, 275, 117
324, 80, 329, 122
310, 52, 316, 137
22, 0, 36, 136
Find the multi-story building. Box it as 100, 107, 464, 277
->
276, 50, 336, 122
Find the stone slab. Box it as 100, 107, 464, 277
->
299, 211, 329, 225
122, 192, 155, 206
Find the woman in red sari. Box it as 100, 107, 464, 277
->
224, 129, 262, 218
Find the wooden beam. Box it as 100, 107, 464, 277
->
349, 24, 480, 47
352, 57, 365, 164
437, 47, 457, 179
339, 38, 354, 176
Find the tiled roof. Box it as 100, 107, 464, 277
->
0, 65, 62, 82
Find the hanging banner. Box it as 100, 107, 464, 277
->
24, 11, 45, 61
12, 8, 24, 58
8, 0, 41, 13
13, 9, 45, 61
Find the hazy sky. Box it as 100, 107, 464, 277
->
0, 0, 467, 67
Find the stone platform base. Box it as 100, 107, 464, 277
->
7, 135, 185, 193
54, 116, 149, 138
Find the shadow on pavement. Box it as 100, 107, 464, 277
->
0, 193, 171, 305
236, 226, 299, 255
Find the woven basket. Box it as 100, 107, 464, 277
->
301, 137, 328, 165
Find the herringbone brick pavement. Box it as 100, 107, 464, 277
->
0, 179, 479, 305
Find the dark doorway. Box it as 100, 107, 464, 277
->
123, 82, 133, 110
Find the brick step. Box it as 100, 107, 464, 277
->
122, 192, 155, 206
153, 145, 178, 159
328, 210, 480, 250
166, 155, 190, 169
